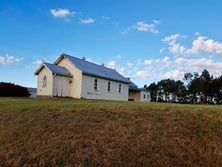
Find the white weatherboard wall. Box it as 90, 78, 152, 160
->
53, 75, 71, 97
56, 57, 82, 98
37, 67, 53, 96
140, 91, 151, 102
81, 75, 129, 101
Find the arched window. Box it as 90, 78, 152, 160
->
42, 75, 47, 88
94, 78, 98, 90
107, 81, 111, 92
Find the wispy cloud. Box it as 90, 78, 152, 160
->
106, 61, 116, 69
134, 21, 159, 33
121, 20, 160, 34
50, 8, 75, 18
0, 54, 23, 65
33, 60, 43, 66
80, 18, 95, 24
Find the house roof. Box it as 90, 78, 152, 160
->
56, 54, 131, 83
35, 62, 72, 77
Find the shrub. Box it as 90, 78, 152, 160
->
0, 82, 30, 97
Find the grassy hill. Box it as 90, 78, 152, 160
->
0, 98, 222, 166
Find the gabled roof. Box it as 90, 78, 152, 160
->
35, 62, 72, 77
55, 54, 130, 83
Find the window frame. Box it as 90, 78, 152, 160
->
42, 75, 47, 88
107, 81, 111, 92
94, 78, 98, 91
118, 84, 122, 93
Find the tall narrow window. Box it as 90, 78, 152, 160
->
94, 78, 98, 90
42, 75, 47, 88
108, 81, 111, 92
119, 84, 121, 93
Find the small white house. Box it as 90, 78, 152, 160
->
35, 54, 150, 102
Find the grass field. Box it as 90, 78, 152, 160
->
1, 98, 222, 166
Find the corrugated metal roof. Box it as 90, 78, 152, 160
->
44, 62, 72, 77
61, 54, 130, 83
35, 62, 72, 77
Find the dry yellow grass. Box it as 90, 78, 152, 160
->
0, 98, 222, 166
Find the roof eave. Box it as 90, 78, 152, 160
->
34, 63, 46, 75
82, 72, 130, 84
52, 73, 73, 78
54, 53, 66, 65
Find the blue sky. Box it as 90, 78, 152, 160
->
1, 0, 222, 87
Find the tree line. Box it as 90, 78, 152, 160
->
144, 69, 222, 104
0, 82, 30, 97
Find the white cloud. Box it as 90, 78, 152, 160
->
162, 57, 222, 80
50, 9, 74, 18
162, 34, 185, 44
106, 61, 116, 69
136, 70, 151, 80
153, 20, 160, 24
162, 34, 187, 55
131, 55, 222, 81
163, 70, 185, 80
144, 59, 153, 65
127, 63, 133, 67
189, 36, 222, 55
106, 60, 125, 76
80, 18, 95, 24
174, 57, 222, 74
134, 21, 159, 33
33, 60, 43, 66
163, 34, 222, 56
121, 20, 160, 34
0, 54, 23, 65
117, 67, 125, 76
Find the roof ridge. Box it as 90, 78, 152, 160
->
61, 53, 130, 83
62, 54, 119, 71
44, 62, 68, 70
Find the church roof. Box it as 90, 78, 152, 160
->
35, 62, 72, 77
56, 54, 131, 83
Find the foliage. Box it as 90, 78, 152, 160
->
0, 82, 30, 97
145, 69, 222, 104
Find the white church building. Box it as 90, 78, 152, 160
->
35, 54, 150, 102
